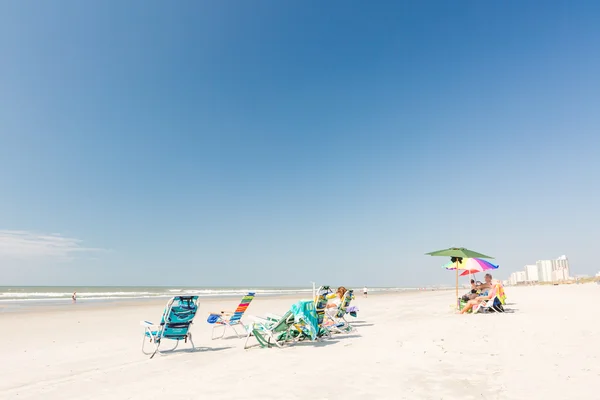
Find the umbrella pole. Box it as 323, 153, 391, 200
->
455, 260, 459, 310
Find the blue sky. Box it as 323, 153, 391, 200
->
1, 1, 599, 286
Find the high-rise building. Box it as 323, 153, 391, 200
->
535, 260, 553, 282
533, 256, 571, 282
509, 271, 527, 285
536, 260, 554, 282
554, 255, 571, 280
553, 268, 569, 281
525, 265, 539, 282
509, 256, 572, 284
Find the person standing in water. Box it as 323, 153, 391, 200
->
72, 292, 77, 303
363, 286, 368, 298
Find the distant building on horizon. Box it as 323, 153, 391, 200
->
509, 270, 527, 285
525, 264, 539, 282
536, 260, 554, 282
509, 255, 572, 285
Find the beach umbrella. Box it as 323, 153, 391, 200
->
426, 247, 494, 309
443, 258, 499, 277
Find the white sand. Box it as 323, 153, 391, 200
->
2, 285, 600, 400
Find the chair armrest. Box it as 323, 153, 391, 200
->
248, 315, 271, 324
140, 320, 155, 327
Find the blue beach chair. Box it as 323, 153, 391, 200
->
140, 296, 200, 358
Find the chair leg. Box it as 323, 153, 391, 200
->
188, 332, 196, 351
231, 324, 244, 339
244, 328, 255, 349
142, 330, 158, 356
150, 340, 161, 359
211, 324, 227, 340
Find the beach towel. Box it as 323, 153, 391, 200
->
290, 300, 319, 341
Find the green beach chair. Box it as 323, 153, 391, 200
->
314, 285, 334, 339
326, 289, 356, 333
244, 310, 297, 349
263, 285, 333, 340
244, 300, 320, 349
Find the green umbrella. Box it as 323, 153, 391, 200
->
425, 247, 494, 309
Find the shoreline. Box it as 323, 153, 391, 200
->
0, 289, 428, 314
0, 287, 435, 313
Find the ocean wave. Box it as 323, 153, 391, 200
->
0, 287, 412, 302
0, 287, 313, 302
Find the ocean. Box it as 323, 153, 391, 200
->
0, 286, 411, 304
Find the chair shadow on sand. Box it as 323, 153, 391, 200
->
156, 346, 233, 356
243, 332, 362, 350
351, 322, 374, 327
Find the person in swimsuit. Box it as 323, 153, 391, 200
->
475, 274, 493, 294
363, 286, 368, 298
459, 274, 495, 314
326, 287, 347, 309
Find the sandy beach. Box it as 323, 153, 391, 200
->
1, 285, 599, 400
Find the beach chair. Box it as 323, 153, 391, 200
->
140, 296, 199, 358
244, 310, 297, 349
473, 296, 505, 314
263, 285, 333, 339
244, 300, 319, 349
314, 286, 334, 339
207, 292, 255, 339
473, 285, 505, 314
326, 289, 356, 333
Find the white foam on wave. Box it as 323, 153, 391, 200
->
0, 287, 313, 302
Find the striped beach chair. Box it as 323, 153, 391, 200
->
207, 292, 255, 339
140, 295, 199, 358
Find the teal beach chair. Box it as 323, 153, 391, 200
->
141, 296, 199, 358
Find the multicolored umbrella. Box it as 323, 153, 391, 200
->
443, 258, 499, 276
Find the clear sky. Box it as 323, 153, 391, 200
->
1, 1, 599, 287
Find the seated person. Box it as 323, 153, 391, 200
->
459, 274, 496, 314
326, 286, 347, 309
461, 279, 483, 302
474, 273, 493, 295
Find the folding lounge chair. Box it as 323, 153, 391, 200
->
473, 296, 504, 313
473, 285, 505, 314
245, 300, 320, 349
263, 286, 333, 340
141, 296, 199, 358
314, 286, 333, 339
207, 292, 255, 339
326, 289, 356, 333
244, 310, 298, 349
